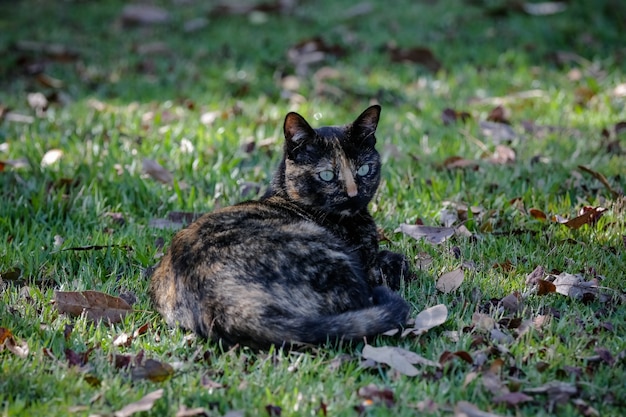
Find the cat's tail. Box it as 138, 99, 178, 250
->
266, 286, 410, 348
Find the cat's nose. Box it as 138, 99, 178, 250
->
346, 182, 358, 197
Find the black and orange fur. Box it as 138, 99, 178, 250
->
149, 105, 411, 350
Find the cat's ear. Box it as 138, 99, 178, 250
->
284, 112, 315, 145
352, 105, 381, 144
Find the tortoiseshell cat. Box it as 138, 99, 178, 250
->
149, 105, 411, 350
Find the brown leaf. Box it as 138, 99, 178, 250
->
486, 105, 510, 124
142, 158, 173, 184
114, 389, 164, 417
388, 45, 442, 72
436, 268, 464, 293
396, 224, 454, 245
131, 358, 174, 382
442, 156, 479, 170
441, 108, 471, 125
553, 206, 608, 229
552, 272, 598, 302
65, 346, 95, 367
0, 328, 29, 358
500, 292, 521, 313
536, 279, 557, 295
439, 350, 473, 365
525, 265, 545, 285
54, 290, 132, 323
529, 208, 547, 221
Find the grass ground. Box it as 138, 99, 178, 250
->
1, 0, 625, 416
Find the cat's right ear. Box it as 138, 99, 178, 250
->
284, 112, 315, 145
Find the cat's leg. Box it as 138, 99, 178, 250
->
374, 250, 412, 291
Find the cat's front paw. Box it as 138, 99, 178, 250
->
375, 250, 413, 291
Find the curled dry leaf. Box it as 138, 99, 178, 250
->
361, 344, 440, 376
553, 206, 607, 229
436, 268, 464, 293
114, 389, 164, 417
578, 165, 621, 198
0, 327, 29, 358
525, 265, 545, 285
396, 224, 454, 245
54, 290, 132, 323
552, 272, 598, 301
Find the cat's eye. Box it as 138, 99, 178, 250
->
356, 164, 371, 176
318, 170, 335, 181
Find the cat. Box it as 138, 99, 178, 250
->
149, 105, 411, 350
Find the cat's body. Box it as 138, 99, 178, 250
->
149, 105, 410, 350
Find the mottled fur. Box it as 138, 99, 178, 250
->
150, 105, 410, 350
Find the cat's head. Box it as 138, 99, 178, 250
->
277, 105, 382, 216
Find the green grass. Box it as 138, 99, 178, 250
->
1, 0, 625, 416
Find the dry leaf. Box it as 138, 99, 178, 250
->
175, 405, 208, 417
480, 121, 517, 143
441, 108, 471, 125
552, 272, 597, 301
361, 344, 440, 376
454, 401, 505, 417
357, 383, 395, 408
54, 290, 132, 323
535, 279, 557, 295
442, 156, 479, 170
489, 145, 516, 164
525, 265, 545, 285
131, 358, 174, 382
388, 45, 442, 72
529, 208, 547, 221
402, 304, 448, 337
396, 224, 454, 245
142, 158, 173, 184
121, 4, 170, 26
492, 391, 533, 406
553, 206, 607, 229
578, 165, 620, 198
523, 2, 567, 15
114, 389, 164, 417
436, 268, 464, 293
41, 149, 63, 167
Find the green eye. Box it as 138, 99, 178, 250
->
356, 164, 371, 176
319, 170, 335, 181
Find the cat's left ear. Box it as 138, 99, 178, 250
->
352, 105, 381, 145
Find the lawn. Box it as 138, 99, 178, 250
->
1, 0, 625, 416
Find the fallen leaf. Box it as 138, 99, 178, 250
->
454, 401, 505, 417
479, 121, 517, 143
396, 224, 454, 245
442, 156, 479, 170
553, 206, 607, 229
488, 145, 516, 164
486, 105, 510, 124
0, 327, 29, 358
552, 272, 597, 301
500, 292, 521, 313
535, 279, 557, 295
522, 2, 567, 15
388, 45, 442, 72
402, 304, 448, 337
441, 108, 471, 125
114, 389, 164, 417
529, 208, 547, 221
578, 165, 621, 198
121, 4, 170, 26
436, 268, 464, 293
361, 344, 440, 376
54, 290, 132, 323
131, 358, 174, 382
439, 350, 473, 365
175, 405, 208, 417
65, 346, 95, 367
525, 265, 545, 285
41, 149, 63, 167
492, 391, 533, 406
142, 158, 173, 184
357, 383, 395, 408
